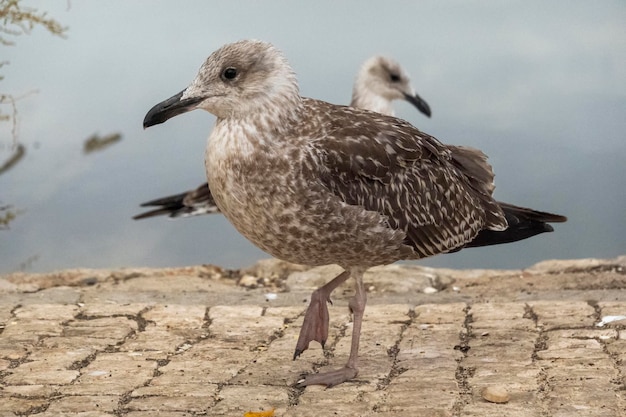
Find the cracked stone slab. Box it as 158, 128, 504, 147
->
0, 255, 625, 416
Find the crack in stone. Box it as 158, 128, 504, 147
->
2, 352, 34, 382
66, 306, 154, 349
323, 321, 348, 362
377, 310, 414, 392
113, 339, 189, 416
133, 307, 152, 333
526, 303, 551, 416
15, 402, 50, 416
58, 305, 165, 412
68, 351, 98, 372
142, 337, 200, 390
211, 382, 226, 409
523, 303, 539, 324
287, 384, 305, 407
263, 320, 287, 348
203, 308, 303, 409
592, 302, 626, 412
0, 305, 33, 384
371, 309, 415, 413
8, 303, 22, 317
114, 390, 134, 417
201, 306, 213, 340
533, 333, 548, 358
451, 304, 474, 417
586, 299, 602, 325
151, 358, 171, 379
535, 367, 550, 417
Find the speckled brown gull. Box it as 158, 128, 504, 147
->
134, 55, 431, 220
143, 39, 566, 387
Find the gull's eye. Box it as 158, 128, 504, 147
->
389, 73, 401, 82
222, 67, 238, 80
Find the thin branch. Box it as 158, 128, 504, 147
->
0, 0, 68, 45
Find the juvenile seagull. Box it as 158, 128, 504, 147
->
143, 40, 566, 387
134, 55, 431, 220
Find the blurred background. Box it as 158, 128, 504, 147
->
1, 0, 625, 274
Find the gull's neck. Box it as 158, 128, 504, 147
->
351, 86, 395, 116
211, 92, 304, 159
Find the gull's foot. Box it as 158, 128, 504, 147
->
293, 288, 331, 360
296, 366, 359, 388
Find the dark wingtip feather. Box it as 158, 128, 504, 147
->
464, 202, 566, 248
132, 208, 176, 220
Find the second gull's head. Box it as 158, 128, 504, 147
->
352, 56, 431, 117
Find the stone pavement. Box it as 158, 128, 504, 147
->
1, 256, 625, 417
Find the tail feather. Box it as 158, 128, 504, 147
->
132, 207, 181, 220
464, 201, 567, 248
132, 183, 219, 220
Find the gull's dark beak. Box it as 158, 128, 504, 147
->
143, 90, 204, 129
403, 92, 432, 118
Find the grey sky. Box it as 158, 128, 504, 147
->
1, 1, 625, 273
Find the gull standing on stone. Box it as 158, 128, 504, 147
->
143, 40, 566, 387
134, 55, 431, 220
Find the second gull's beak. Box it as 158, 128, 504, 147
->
403, 92, 432, 118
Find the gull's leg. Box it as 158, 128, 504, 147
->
296, 268, 367, 387
294, 270, 350, 359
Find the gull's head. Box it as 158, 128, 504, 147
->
144, 40, 299, 128
353, 56, 431, 117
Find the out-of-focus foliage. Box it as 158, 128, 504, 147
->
0, 0, 67, 46
0, 142, 24, 175
1, 0, 68, 139
1, 1, 67, 236
0, 204, 22, 229
83, 132, 123, 154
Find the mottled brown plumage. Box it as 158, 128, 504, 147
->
134, 55, 431, 220
143, 40, 566, 387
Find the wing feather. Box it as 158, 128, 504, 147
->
302, 101, 507, 256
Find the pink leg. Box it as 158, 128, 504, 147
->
296, 268, 367, 387
294, 270, 350, 359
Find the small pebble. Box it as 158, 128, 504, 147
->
81, 277, 98, 286
452, 286, 461, 292
239, 274, 258, 287
265, 293, 277, 301
482, 386, 510, 403
596, 315, 626, 327
423, 286, 438, 294
176, 343, 192, 353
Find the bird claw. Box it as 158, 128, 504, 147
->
296, 366, 359, 388
293, 288, 330, 359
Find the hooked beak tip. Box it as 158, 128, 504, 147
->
143, 89, 203, 129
